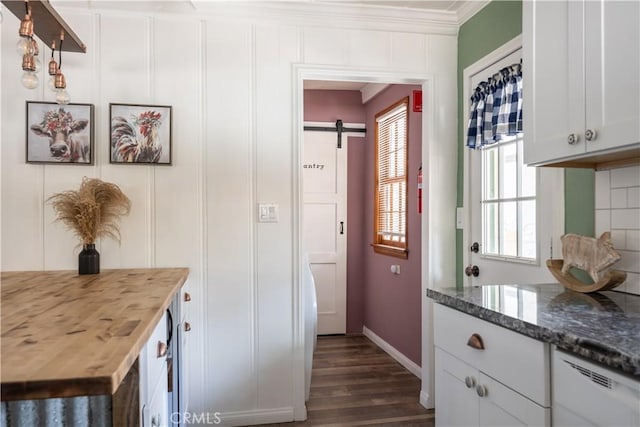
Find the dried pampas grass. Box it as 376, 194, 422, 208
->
48, 177, 131, 245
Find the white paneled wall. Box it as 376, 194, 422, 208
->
1, 3, 457, 424
595, 166, 640, 295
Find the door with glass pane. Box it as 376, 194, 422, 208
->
467, 132, 561, 286
464, 45, 563, 287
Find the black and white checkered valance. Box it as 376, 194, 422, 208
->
466, 62, 523, 149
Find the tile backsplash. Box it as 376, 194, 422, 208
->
595, 165, 640, 295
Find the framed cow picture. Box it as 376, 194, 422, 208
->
26, 102, 95, 164
109, 103, 172, 165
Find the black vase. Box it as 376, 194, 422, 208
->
79, 243, 100, 275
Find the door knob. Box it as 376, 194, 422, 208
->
476, 384, 488, 398
464, 376, 476, 389
470, 242, 479, 253
465, 265, 480, 277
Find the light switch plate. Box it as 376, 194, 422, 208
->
258, 203, 279, 222
456, 207, 464, 229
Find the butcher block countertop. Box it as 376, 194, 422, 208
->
1, 268, 189, 401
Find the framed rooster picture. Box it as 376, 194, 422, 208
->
26, 101, 95, 164
109, 103, 172, 165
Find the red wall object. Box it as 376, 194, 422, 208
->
412, 90, 423, 112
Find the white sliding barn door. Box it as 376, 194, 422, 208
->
303, 130, 347, 335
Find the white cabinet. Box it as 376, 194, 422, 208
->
140, 285, 192, 427
433, 304, 551, 427
523, 0, 640, 167
171, 288, 192, 425
140, 310, 169, 426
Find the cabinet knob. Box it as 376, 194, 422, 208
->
476, 384, 488, 398
567, 133, 579, 145
184, 322, 191, 332
464, 376, 476, 389
585, 129, 597, 141
184, 292, 191, 302
151, 414, 161, 427
157, 341, 168, 358
466, 333, 485, 350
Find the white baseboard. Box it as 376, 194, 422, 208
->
218, 407, 294, 426
362, 326, 421, 379
420, 390, 433, 409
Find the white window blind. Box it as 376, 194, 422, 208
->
374, 98, 408, 258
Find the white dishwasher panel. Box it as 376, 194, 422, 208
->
553, 349, 640, 427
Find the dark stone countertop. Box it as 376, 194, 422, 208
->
426, 283, 640, 377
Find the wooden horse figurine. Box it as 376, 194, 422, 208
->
547, 232, 627, 293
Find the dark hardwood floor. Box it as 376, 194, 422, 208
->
254, 335, 435, 427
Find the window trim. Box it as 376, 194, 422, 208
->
373, 97, 409, 259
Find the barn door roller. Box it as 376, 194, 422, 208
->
303, 119, 366, 148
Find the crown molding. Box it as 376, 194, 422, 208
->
52, 1, 492, 35
455, 0, 491, 26
55, 1, 458, 35
194, 2, 459, 35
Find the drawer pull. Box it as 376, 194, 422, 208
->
157, 341, 168, 358
476, 384, 488, 397
464, 376, 476, 389
184, 292, 192, 302
184, 322, 191, 332
466, 333, 485, 350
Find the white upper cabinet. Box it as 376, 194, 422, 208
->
523, 0, 640, 168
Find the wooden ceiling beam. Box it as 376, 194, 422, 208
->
1, 0, 86, 53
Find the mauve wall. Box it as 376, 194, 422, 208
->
304, 90, 366, 123
304, 89, 367, 334
303, 86, 423, 366
363, 85, 423, 365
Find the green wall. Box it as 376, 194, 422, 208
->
455, 0, 595, 286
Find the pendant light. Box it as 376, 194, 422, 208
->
54, 32, 69, 105
3, 0, 87, 95
17, 0, 40, 89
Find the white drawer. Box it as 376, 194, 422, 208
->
434, 303, 550, 406
142, 311, 168, 398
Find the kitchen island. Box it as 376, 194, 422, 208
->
1, 268, 189, 425
427, 283, 640, 376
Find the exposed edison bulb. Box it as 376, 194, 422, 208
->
16, 38, 29, 56
33, 56, 42, 73
48, 75, 57, 92
21, 71, 39, 89
56, 89, 70, 105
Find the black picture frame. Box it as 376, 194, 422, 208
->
26, 101, 95, 165
109, 103, 172, 165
